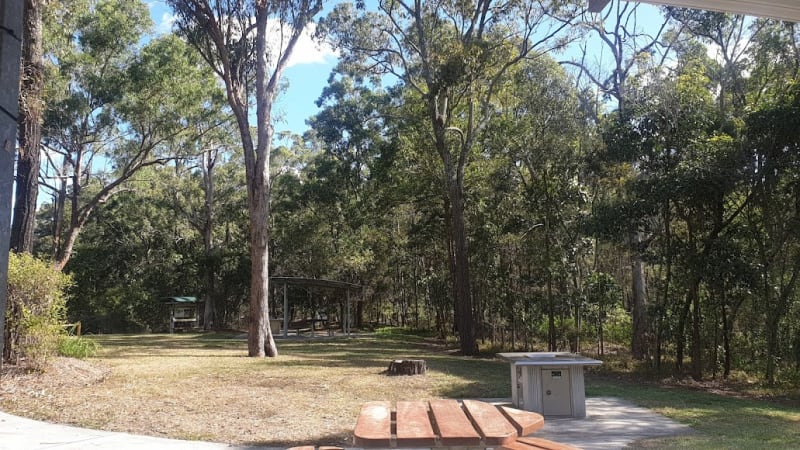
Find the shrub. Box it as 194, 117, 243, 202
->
57, 336, 99, 358
4, 253, 71, 369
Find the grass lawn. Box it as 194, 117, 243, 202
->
586, 379, 800, 449
1, 331, 799, 448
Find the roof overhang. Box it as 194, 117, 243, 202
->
588, 0, 800, 22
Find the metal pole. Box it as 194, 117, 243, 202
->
0, 0, 23, 371
282, 283, 288, 338
346, 289, 351, 336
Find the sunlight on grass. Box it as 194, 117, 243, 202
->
588, 378, 800, 449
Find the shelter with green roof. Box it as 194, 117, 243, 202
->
161, 296, 204, 333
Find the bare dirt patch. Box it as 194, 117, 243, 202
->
0, 333, 508, 447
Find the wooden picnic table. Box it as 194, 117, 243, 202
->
353, 399, 577, 449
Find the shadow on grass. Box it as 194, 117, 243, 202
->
241, 430, 352, 449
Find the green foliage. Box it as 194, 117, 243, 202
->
57, 336, 99, 358
5, 253, 71, 369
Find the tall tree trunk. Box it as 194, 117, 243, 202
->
248, 189, 276, 356
630, 232, 649, 360
721, 294, 732, 379
11, 0, 44, 254
51, 173, 66, 259
690, 276, 703, 380
202, 149, 216, 330
448, 172, 477, 355
546, 215, 556, 352
246, 5, 280, 358
657, 200, 673, 372
676, 276, 697, 373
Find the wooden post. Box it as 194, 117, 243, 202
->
0, 0, 23, 371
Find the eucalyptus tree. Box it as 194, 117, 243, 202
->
168, 0, 323, 357
656, 10, 779, 380
481, 55, 588, 350
324, 0, 577, 355
565, 0, 674, 361
742, 20, 800, 383
40, 1, 223, 272
666, 8, 763, 119
163, 118, 245, 330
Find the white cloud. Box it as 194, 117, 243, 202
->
267, 21, 338, 68
156, 12, 177, 35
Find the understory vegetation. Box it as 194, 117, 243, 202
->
3, 253, 70, 369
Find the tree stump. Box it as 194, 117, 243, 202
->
388, 359, 426, 375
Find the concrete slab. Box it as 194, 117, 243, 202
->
0, 396, 690, 450
533, 397, 693, 449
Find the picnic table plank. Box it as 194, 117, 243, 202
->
499, 437, 580, 450
462, 399, 519, 446
395, 401, 437, 447
429, 399, 482, 447
354, 401, 392, 447
499, 405, 544, 436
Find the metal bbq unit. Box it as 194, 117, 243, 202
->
497, 352, 602, 419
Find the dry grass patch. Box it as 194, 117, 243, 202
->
0, 332, 508, 447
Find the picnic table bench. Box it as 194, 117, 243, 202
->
353, 399, 577, 449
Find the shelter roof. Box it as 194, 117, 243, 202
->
270, 277, 362, 292
161, 296, 201, 304
589, 0, 800, 22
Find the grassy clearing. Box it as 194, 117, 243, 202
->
1, 332, 508, 447
1, 332, 799, 448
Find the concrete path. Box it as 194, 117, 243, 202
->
0, 397, 690, 450
0, 412, 277, 450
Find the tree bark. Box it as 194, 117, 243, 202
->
10, 0, 44, 254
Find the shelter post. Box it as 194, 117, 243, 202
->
346, 289, 351, 336
283, 283, 288, 338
